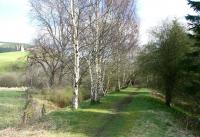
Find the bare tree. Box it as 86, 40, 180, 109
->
69, 0, 80, 109
29, 0, 71, 87
29, 0, 138, 108
84, 0, 138, 103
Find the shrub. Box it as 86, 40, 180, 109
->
0, 73, 27, 87
28, 85, 91, 108
41, 86, 90, 108
49, 87, 73, 108
79, 85, 90, 101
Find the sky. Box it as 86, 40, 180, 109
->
137, 0, 194, 44
0, 0, 195, 44
0, 0, 35, 43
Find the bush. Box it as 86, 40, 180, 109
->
48, 87, 73, 108
79, 86, 90, 101
27, 84, 91, 108
40, 86, 90, 108
0, 73, 26, 87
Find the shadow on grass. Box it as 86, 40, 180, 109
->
46, 109, 120, 136
43, 90, 136, 136
41, 88, 199, 137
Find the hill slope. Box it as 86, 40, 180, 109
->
0, 51, 28, 73
0, 88, 198, 137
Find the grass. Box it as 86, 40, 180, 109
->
32, 87, 196, 137
0, 51, 28, 73
0, 90, 25, 129
0, 87, 198, 137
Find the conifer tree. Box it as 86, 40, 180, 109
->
183, 0, 200, 93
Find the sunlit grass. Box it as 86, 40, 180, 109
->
0, 90, 25, 129
41, 88, 196, 137
0, 88, 197, 136
0, 51, 28, 73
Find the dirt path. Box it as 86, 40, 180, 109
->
95, 92, 137, 137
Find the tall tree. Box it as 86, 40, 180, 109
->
136, 20, 190, 107
183, 0, 200, 94
29, 0, 138, 108
29, 0, 70, 87
70, 0, 80, 109
84, 0, 138, 103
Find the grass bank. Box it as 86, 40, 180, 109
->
0, 88, 198, 137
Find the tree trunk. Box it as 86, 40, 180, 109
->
49, 71, 55, 87
122, 69, 127, 88
115, 66, 121, 92
100, 68, 105, 96
105, 75, 110, 93
88, 59, 96, 103
71, 0, 80, 109
165, 87, 172, 107
117, 75, 121, 91
72, 45, 79, 109
94, 0, 100, 103
58, 65, 64, 85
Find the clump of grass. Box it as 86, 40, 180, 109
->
28, 85, 90, 109
0, 72, 26, 87
47, 86, 90, 108
49, 87, 73, 108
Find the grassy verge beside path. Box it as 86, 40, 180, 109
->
0, 87, 198, 137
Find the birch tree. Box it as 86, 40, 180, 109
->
70, 0, 80, 109
84, 0, 138, 103
29, 0, 138, 108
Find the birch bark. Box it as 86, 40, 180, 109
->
71, 0, 80, 109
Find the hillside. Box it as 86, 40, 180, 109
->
0, 88, 198, 137
0, 51, 28, 73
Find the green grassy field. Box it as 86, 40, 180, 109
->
0, 51, 28, 73
0, 88, 198, 137
0, 90, 25, 129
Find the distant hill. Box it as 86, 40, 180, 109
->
0, 42, 33, 53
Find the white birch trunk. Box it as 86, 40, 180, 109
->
117, 61, 121, 90
71, 0, 79, 109
88, 58, 95, 103
100, 65, 105, 96
116, 48, 121, 91
122, 69, 126, 87
94, 0, 100, 102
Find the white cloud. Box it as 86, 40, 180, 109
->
0, 17, 35, 43
137, 0, 195, 45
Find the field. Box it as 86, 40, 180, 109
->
0, 51, 27, 129
0, 88, 198, 137
0, 90, 25, 129
0, 51, 28, 73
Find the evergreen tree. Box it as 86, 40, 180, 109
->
183, 0, 200, 94
136, 20, 189, 107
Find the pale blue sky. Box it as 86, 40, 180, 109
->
0, 0, 195, 44
137, 0, 194, 44
0, 0, 35, 43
